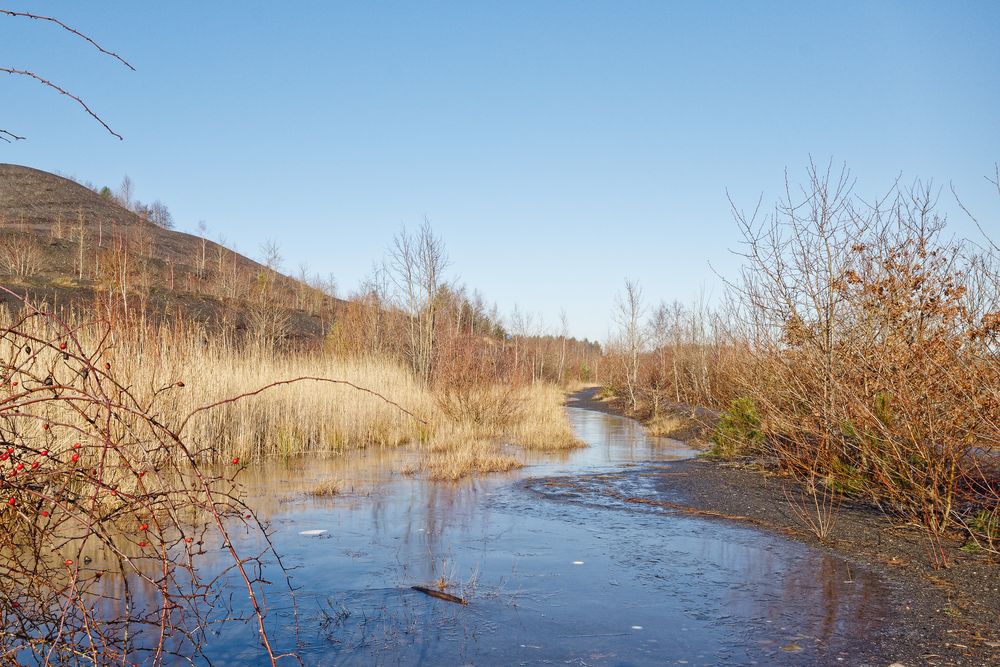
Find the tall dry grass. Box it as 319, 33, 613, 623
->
13, 319, 433, 459
132, 339, 435, 460
1, 306, 581, 476
500, 383, 584, 451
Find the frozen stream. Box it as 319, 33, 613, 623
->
199, 402, 894, 665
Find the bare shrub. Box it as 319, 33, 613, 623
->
245, 298, 291, 350
0, 290, 285, 664
435, 385, 524, 429
0, 224, 43, 278
784, 480, 841, 542
607, 162, 1000, 564
725, 161, 1000, 564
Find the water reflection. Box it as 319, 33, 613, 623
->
136, 403, 897, 664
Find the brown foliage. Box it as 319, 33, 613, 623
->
607, 163, 1000, 563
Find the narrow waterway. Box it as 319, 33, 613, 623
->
203, 400, 896, 665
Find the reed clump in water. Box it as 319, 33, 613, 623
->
423, 439, 523, 481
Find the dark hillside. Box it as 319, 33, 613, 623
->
0, 164, 339, 341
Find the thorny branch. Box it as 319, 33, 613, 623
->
0, 10, 135, 70
2, 8, 133, 141
0, 68, 123, 140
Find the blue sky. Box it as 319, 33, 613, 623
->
2, 1, 998, 340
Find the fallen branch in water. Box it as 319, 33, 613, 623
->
411, 585, 468, 605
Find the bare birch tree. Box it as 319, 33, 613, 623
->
558, 309, 569, 385
117, 175, 134, 210
613, 278, 646, 411
387, 219, 449, 383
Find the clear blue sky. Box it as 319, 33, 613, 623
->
2, 1, 998, 340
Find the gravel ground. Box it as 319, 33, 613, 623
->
564, 387, 1000, 666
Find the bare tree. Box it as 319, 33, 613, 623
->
320, 272, 337, 298
260, 238, 283, 272
0, 218, 42, 277
246, 300, 290, 350
386, 219, 450, 383
558, 309, 569, 385
647, 300, 673, 412
728, 160, 876, 454
117, 175, 134, 210
75, 208, 86, 280
147, 199, 174, 229
255, 238, 283, 300
213, 235, 229, 292
508, 304, 533, 378
613, 278, 646, 412
350, 263, 392, 356
194, 220, 209, 281
295, 262, 310, 310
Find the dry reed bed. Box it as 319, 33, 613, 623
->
423, 383, 583, 479
4, 311, 582, 480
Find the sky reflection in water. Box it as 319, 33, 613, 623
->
181, 406, 893, 665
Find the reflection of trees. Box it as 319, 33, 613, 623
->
114, 405, 896, 663
228, 448, 509, 584
569, 408, 681, 462
698, 529, 890, 654
573, 407, 894, 656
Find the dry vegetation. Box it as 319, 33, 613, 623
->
0, 173, 595, 478
0, 303, 583, 473
0, 293, 286, 664
0, 190, 590, 662
0, 229, 587, 663
605, 162, 1000, 563
308, 478, 344, 497
422, 440, 523, 482
419, 383, 583, 480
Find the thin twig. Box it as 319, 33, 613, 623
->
0, 9, 135, 70
1, 67, 122, 139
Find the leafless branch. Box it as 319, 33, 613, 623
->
0, 67, 122, 139
0, 9, 135, 70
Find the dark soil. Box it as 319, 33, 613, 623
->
565, 387, 1000, 666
